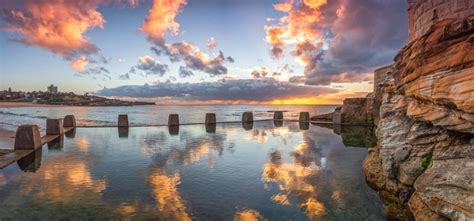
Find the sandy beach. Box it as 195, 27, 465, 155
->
0, 101, 58, 108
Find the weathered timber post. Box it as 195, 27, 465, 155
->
14, 125, 42, 150
205, 113, 216, 124
242, 112, 253, 123
63, 115, 76, 127
46, 119, 64, 135
299, 112, 310, 122
273, 111, 283, 120
118, 114, 129, 127
168, 114, 180, 126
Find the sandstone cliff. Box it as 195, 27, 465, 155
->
363, 16, 474, 220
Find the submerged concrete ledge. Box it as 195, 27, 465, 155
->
0, 113, 375, 169
0, 117, 74, 169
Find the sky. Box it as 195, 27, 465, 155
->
0, 0, 408, 104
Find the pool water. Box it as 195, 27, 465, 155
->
0, 121, 383, 220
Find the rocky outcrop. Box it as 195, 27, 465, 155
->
363, 16, 474, 220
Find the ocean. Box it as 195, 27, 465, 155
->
0, 104, 339, 132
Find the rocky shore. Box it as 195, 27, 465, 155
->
363, 16, 474, 220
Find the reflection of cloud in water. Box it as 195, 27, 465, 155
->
19, 157, 106, 203
140, 131, 168, 155
146, 168, 191, 221
262, 140, 326, 218
234, 209, 267, 221
75, 135, 90, 152
245, 129, 268, 144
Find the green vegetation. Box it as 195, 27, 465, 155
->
420, 155, 433, 170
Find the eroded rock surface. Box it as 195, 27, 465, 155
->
363, 16, 474, 220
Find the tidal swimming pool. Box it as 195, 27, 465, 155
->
0, 121, 384, 220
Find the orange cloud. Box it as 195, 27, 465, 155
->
71, 56, 89, 72
1, 0, 105, 58
265, 0, 328, 60
302, 0, 327, 9
141, 0, 187, 45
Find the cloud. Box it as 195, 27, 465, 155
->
135, 55, 168, 76
140, 0, 187, 45
0, 0, 108, 72
71, 56, 89, 72
140, 0, 232, 77
207, 37, 217, 50
179, 66, 194, 78
226, 56, 235, 63
289, 76, 305, 84
251, 67, 269, 79
266, 0, 407, 85
96, 78, 338, 103
119, 73, 130, 80
152, 42, 229, 76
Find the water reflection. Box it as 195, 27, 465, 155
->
312, 123, 376, 148
0, 123, 384, 220
168, 125, 180, 135
234, 209, 266, 221
242, 122, 253, 130
47, 136, 64, 150
118, 127, 129, 138
17, 149, 42, 172
273, 120, 283, 127
299, 122, 309, 130
205, 123, 216, 133
65, 128, 76, 138
146, 168, 191, 221
262, 143, 326, 219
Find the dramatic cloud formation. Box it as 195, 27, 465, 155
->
151, 42, 229, 76
266, 0, 407, 85
135, 55, 169, 76
96, 78, 338, 103
0, 0, 108, 72
140, 0, 187, 45
141, 0, 232, 77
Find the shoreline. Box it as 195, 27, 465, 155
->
0, 101, 59, 108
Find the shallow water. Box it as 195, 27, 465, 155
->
0, 121, 382, 220
0, 104, 337, 132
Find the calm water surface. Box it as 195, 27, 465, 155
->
0, 121, 382, 220
0, 104, 337, 132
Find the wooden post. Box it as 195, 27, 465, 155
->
14, 125, 42, 150
168, 114, 180, 126
242, 112, 253, 123
299, 112, 310, 122
63, 115, 76, 127
46, 119, 64, 135
118, 114, 129, 127
273, 111, 283, 120
205, 113, 216, 124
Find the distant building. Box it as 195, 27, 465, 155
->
47, 84, 58, 94
8, 87, 11, 94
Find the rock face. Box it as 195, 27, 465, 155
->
364, 16, 474, 220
